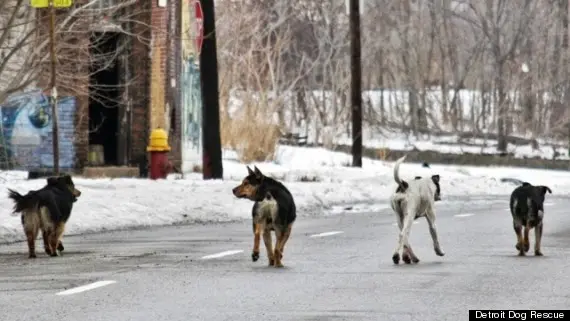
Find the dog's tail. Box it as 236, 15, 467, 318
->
393, 155, 407, 185
7, 189, 38, 214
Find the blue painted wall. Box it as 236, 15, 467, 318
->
0, 90, 76, 170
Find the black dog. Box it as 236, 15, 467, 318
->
509, 182, 552, 256
7, 175, 81, 258
232, 166, 296, 268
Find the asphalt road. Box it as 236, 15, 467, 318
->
1, 196, 570, 321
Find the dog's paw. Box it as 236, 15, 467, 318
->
251, 251, 260, 262
268, 258, 275, 266
517, 251, 526, 257
402, 253, 412, 264
57, 243, 64, 252
435, 248, 445, 257
515, 243, 521, 251
523, 243, 530, 253
28, 253, 37, 259
411, 256, 420, 264
274, 262, 284, 268
535, 250, 544, 256
392, 253, 400, 265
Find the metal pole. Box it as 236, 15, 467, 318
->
49, 0, 60, 175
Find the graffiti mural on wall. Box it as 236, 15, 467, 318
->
0, 90, 76, 170
180, 0, 203, 172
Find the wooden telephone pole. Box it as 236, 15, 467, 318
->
349, 0, 363, 167
31, 0, 73, 175
199, 0, 223, 179
48, 0, 60, 175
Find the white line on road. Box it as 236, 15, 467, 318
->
544, 202, 555, 206
454, 213, 475, 218
201, 250, 244, 259
309, 231, 344, 238
56, 280, 116, 296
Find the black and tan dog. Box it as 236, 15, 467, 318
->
232, 166, 296, 268
7, 174, 81, 258
509, 182, 552, 256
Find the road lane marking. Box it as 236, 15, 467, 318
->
544, 202, 555, 206
201, 250, 243, 259
56, 280, 116, 296
454, 213, 474, 218
309, 231, 344, 238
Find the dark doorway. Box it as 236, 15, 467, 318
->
88, 32, 120, 165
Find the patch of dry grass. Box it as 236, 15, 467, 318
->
220, 111, 281, 163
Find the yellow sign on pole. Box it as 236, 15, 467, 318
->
30, 0, 73, 8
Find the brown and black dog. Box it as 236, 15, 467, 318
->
232, 166, 296, 268
510, 182, 551, 256
7, 174, 81, 258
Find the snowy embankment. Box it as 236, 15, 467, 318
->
1, 145, 568, 244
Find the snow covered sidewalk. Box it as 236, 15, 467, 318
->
1, 145, 569, 244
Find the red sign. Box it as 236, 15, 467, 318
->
195, 0, 204, 54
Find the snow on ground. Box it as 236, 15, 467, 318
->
332, 129, 569, 161
1, 145, 569, 244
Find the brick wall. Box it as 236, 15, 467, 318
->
148, 0, 182, 168
149, 2, 168, 131
128, 1, 152, 171
166, 0, 183, 169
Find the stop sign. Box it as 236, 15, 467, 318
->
195, 0, 204, 55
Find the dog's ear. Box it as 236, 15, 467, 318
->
539, 186, 552, 194
46, 177, 58, 185
62, 174, 73, 185
246, 166, 255, 176
431, 175, 440, 184
522, 182, 532, 187
253, 166, 263, 178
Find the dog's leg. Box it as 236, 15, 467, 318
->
262, 227, 274, 266
52, 223, 66, 257
523, 222, 531, 253
22, 211, 39, 258
404, 243, 420, 264
24, 225, 39, 259
252, 223, 262, 262
425, 208, 445, 257
273, 225, 292, 268
534, 222, 544, 256
396, 212, 417, 264
393, 205, 416, 265
42, 229, 51, 255
48, 229, 60, 257
396, 213, 411, 264
275, 223, 293, 267
513, 220, 525, 256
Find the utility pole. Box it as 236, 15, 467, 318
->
199, 0, 223, 179
48, 0, 60, 175
350, 0, 363, 167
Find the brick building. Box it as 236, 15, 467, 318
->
0, 0, 188, 177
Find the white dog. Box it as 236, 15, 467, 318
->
390, 155, 445, 264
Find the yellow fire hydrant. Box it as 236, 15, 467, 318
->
147, 128, 171, 180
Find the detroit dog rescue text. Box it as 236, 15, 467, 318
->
469, 310, 566, 320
